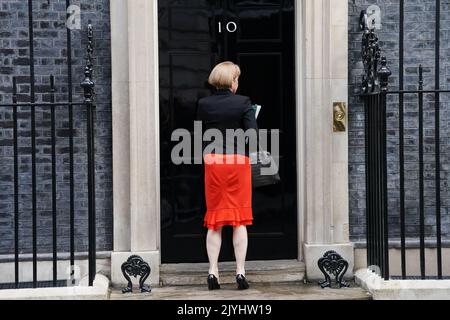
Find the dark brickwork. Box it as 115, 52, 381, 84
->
0, 0, 112, 254
349, 0, 450, 242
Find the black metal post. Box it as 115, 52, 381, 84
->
364, 94, 371, 268
66, 0, 76, 283
81, 24, 96, 287
28, 0, 38, 289
380, 92, 386, 275
367, 96, 376, 266
361, 18, 391, 278
399, 0, 407, 279
435, 0, 443, 280
370, 96, 375, 269
379, 92, 385, 276
361, 22, 386, 273
379, 57, 391, 280
13, 77, 19, 288
381, 91, 390, 280
374, 93, 381, 272
368, 93, 373, 269
418, 65, 426, 279
50, 75, 57, 286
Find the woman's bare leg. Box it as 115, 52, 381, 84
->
233, 226, 248, 276
207, 227, 223, 278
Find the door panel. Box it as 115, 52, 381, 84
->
159, 0, 297, 263
159, 0, 217, 263
226, 0, 298, 261
231, 1, 283, 42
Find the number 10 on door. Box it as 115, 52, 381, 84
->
218, 21, 237, 33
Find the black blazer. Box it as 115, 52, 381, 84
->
197, 89, 258, 156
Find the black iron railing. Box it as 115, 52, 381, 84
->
360, 23, 391, 280
0, 1, 96, 288
360, 1, 447, 280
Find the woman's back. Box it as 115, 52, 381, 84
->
197, 89, 258, 155
201, 61, 253, 291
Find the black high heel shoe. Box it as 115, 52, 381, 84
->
236, 274, 250, 290
208, 274, 221, 290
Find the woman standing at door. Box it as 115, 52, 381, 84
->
197, 62, 258, 291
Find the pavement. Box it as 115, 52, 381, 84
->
109, 282, 372, 300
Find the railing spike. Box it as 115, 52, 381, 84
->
81, 24, 95, 104
378, 56, 392, 92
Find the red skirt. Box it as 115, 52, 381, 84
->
204, 154, 253, 231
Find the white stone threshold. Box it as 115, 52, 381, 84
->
0, 274, 110, 300
355, 269, 450, 300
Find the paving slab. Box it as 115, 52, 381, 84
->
109, 282, 372, 300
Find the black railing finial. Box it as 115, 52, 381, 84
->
361, 14, 391, 94
81, 24, 95, 104
379, 56, 391, 92
361, 27, 380, 94
359, 10, 374, 31
12, 77, 17, 104
419, 65, 424, 90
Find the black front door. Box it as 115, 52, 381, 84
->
159, 0, 298, 264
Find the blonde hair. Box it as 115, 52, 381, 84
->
208, 61, 241, 89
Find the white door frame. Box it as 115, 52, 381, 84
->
295, 0, 306, 262
109, 0, 352, 286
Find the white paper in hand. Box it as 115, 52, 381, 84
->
253, 104, 262, 119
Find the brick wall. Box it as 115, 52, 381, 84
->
349, 0, 450, 242
4, 0, 448, 254
0, 0, 112, 254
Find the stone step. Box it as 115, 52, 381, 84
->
110, 282, 372, 301
160, 260, 305, 287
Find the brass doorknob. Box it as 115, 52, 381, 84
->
333, 102, 347, 133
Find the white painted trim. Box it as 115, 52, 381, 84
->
110, 0, 308, 263
355, 247, 450, 277
0, 275, 110, 300
0, 258, 111, 284
127, 0, 161, 252
295, 0, 306, 262
153, 1, 306, 262
356, 269, 450, 300
152, 0, 162, 255
110, 0, 131, 252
